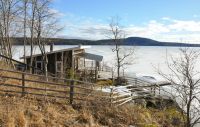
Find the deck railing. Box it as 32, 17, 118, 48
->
108, 76, 172, 106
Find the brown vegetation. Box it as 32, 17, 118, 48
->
96, 79, 113, 86
0, 61, 184, 127
0, 95, 184, 127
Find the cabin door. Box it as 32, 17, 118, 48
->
36, 61, 43, 74
56, 61, 63, 77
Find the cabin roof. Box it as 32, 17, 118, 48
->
77, 52, 103, 62
20, 46, 103, 61
21, 46, 82, 59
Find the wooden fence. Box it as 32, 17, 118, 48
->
0, 68, 110, 105
0, 68, 172, 107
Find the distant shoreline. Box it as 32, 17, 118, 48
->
13, 44, 200, 47
11, 37, 200, 47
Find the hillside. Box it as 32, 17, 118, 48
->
12, 37, 200, 47
0, 61, 184, 127
124, 37, 200, 47
95, 37, 200, 47
0, 95, 185, 127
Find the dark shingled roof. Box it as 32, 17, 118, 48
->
77, 52, 103, 62
20, 46, 103, 62
20, 46, 81, 59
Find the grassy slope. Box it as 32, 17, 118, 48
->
0, 95, 184, 127
0, 62, 184, 127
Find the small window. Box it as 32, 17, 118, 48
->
36, 61, 43, 74
56, 61, 62, 72
36, 61, 43, 69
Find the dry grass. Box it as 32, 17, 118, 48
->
96, 79, 113, 86
0, 95, 184, 127
0, 61, 184, 126
0, 96, 103, 127
81, 103, 184, 127
0, 96, 77, 126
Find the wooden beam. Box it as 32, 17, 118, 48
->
55, 53, 57, 75
70, 80, 74, 104
61, 51, 64, 77
95, 61, 98, 81
71, 50, 74, 79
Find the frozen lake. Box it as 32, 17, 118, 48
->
12, 45, 200, 81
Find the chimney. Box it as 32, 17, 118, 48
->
79, 44, 82, 48
50, 43, 54, 52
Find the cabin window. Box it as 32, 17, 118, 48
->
56, 61, 63, 72
35, 61, 43, 74
78, 58, 96, 70
36, 61, 43, 69
85, 60, 96, 68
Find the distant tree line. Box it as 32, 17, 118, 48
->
9, 37, 200, 47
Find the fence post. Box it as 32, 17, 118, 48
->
22, 73, 25, 97
135, 78, 137, 85
110, 87, 113, 106
70, 80, 74, 105
154, 84, 156, 96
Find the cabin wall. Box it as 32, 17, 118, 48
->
26, 58, 30, 69
54, 52, 62, 77
63, 50, 73, 77
34, 56, 42, 73
24, 49, 103, 81
25, 51, 73, 76
26, 57, 38, 73
47, 54, 55, 74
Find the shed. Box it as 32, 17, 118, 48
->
21, 46, 103, 80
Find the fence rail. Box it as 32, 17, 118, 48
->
0, 68, 110, 105
0, 68, 172, 107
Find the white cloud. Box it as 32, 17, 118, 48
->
48, 8, 65, 18
168, 20, 200, 32
61, 20, 110, 40
59, 16, 200, 43
162, 17, 171, 20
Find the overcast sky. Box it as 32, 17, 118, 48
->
52, 0, 200, 43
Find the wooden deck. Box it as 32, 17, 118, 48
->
107, 77, 172, 106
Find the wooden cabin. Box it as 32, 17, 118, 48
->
21, 46, 103, 81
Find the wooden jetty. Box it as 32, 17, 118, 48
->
108, 76, 172, 106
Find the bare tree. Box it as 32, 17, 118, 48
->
158, 48, 200, 127
0, 0, 20, 64
0, 0, 62, 75
22, 0, 28, 68
109, 17, 135, 84
23, 0, 38, 73
33, 0, 62, 77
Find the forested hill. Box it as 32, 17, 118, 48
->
12, 37, 200, 47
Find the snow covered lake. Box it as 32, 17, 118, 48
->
12, 45, 200, 81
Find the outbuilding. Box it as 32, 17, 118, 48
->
21, 45, 103, 81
